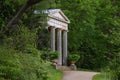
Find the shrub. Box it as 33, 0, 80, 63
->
0, 47, 23, 80
0, 46, 62, 80
68, 54, 80, 62
49, 51, 59, 60
108, 52, 120, 80
41, 50, 59, 60
40, 50, 50, 60
0, 46, 49, 80
3, 25, 37, 51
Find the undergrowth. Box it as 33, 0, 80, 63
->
0, 46, 63, 80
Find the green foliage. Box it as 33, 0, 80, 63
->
3, 24, 37, 51
0, 1, 62, 80
0, 0, 120, 79
0, 47, 23, 80
41, 50, 59, 60
48, 66, 63, 80
37, 27, 50, 50
108, 52, 120, 80
59, 0, 120, 70
93, 73, 112, 80
96, 53, 120, 80
68, 54, 80, 62
0, 46, 62, 80
49, 51, 59, 60
35, 0, 51, 10
0, 0, 23, 43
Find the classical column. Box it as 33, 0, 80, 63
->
63, 30, 68, 65
57, 29, 62, 65
50, 27, 55, 51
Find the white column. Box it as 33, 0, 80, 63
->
57, 29, 62, 65
63, 30, 67, 65
50, 27, 55, 51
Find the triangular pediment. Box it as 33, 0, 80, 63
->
47, 9, 70, 23
34, 9, 70, 30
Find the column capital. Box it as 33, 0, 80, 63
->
56, 28, 62, 31
63, 30, 69, 32
50, 26, 56, 29
56, 28, 69, 32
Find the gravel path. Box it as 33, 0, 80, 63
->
62, 71, 99, 80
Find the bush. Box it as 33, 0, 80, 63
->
0, 47, 23, 80
41, 50, 59, 60
93, 72, 112, 80
49, 51, 59, 60
3, 25, 37, 51
0, 46, 48, 80
68, 54, 80, 62
109, 52, 120, 80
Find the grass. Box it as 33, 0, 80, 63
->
41, 62, 63, 80
93, 72, 112, 80
48, 67, 63, 80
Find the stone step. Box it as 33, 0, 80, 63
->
56, 66, 71, 71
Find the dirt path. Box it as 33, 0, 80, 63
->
62, 71, 99, 80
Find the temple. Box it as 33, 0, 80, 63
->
35, 9, 70, 65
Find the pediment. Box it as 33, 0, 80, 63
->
34, 9, 70, 30
47, 9, 70, 23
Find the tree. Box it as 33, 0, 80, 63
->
7, 0, 43, 28
59, 0, 120, 70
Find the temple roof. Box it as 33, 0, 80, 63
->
34, 9, 70, 24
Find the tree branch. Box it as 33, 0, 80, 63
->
7, 0, 43, 28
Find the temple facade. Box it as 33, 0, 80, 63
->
35, 9, 70, 65
46, 9, 70, 65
